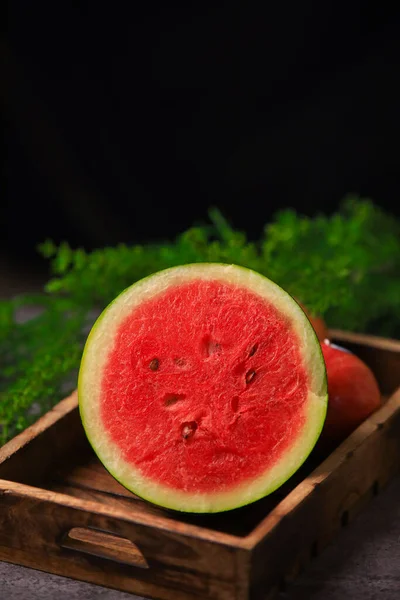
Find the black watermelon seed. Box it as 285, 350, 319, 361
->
249, 344, 258, 357
182, 421, 197, 440
149, 358, 159, 371
246, 370, 256, 384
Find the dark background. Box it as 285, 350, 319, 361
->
3, 2, 400, 282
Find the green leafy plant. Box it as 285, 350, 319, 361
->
1, 196, 399, 445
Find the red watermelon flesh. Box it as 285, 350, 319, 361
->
102, 279, 309, 493
79, 264, 327, 513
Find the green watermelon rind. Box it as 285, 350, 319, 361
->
78, 263, 327, 513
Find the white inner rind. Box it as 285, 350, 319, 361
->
78, 264, 327, 513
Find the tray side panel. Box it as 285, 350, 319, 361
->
249, 388, 400, 599
0, 392, 86, 485
0, 483, 246, 600
331, 330, 400, 395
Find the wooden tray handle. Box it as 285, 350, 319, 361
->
61, 527, 149, 569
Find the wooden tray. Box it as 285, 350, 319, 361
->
1, 331, 400, 600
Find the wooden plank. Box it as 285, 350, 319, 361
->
48, 482, 156, 514
0, 392, 84, 485
53, 460, 140, 499
46, 481, 284, 540
0, 479, 245, 549
331, 329, 400, 394
0, 481, 246, 600
248, 387, 400, 597
331, 329, 400, 353
252, 389, 400, 545
49, 453, 294, 539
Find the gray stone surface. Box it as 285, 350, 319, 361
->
1, 476, 399, 600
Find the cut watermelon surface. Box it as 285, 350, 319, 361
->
78, 264, 327, 512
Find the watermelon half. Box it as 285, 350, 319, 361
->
78, 264, 327, 513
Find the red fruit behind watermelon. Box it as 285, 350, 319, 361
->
320, 340, 381, 445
